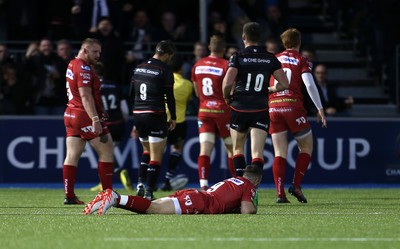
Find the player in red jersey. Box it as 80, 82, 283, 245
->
63, 38, 114, 204
269, 28, 327, 204
84, 164, 262, 215
191, 33, 235, 190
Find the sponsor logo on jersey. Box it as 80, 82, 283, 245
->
243, 58, 271, 63
81, 65, 91, 71
135, 68, 160, 75
228, 177, 244, 185
66, 69, 74, 80
278, 56, 299, 65
80, 73, 91, 79
83, 80, 90, 84
195, 66, 223, 76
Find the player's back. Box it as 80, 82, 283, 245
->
205, 177, 255, 214
229, 46, 281, 112
269, 49, 312, 108
131, 58, 173, 113
100, 80, 125, 122
192, 56, 230, 116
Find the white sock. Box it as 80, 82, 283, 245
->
119, 195, 128, 206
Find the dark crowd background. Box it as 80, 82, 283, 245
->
0, 0, 398, 115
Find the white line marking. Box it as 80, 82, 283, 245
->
105, 237, 400, 242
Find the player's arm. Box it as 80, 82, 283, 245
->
269, 68, 289, 93
192, 80, 199, 97
222, 67, 237, 105
79, 86, 102, 134
240, 200, 257, 214
302, 72, 327, 128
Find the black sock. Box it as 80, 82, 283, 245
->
138, 153, 150, 183
165, 152, 181, 180
233, 155, 246, 176
146, 163, 160, 192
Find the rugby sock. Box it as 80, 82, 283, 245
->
233, 154, 246, 176
292, 153, 311, 187
146, 161, 161, 192
63, 165, 77, 198
251, 158, 264, 170
165, 151, 181, 180
98, 161, 113, 190
117, 195, 151, 214
138, 152, 150, 183
198, 155, 210, 186
228, 157, 236, 177
273, 156, 287, 198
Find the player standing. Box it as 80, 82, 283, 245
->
191, 33, 235, 190
130, 40, 177, 200
269, 28, 327, 203
63, 38, 114, 204
222, 22, 289, 176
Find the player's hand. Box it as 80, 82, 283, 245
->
130, 126, 139, 139
224, 95, 233, 105
168, 119, 176, 131
317, 109, 327, 128
92, 120, 103, 135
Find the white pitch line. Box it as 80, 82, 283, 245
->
105, 237, 400, 242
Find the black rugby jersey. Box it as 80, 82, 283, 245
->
228, 45, 281, 112
100, 80, 125, 122
130, 58, 176, 120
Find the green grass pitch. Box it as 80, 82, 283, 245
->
1, 187, 399, 249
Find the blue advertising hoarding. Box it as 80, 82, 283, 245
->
0, 116, 399, 185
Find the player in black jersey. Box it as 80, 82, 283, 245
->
89, 62, 132, 192
130, 40, 177, 200
222, 22, 289, 176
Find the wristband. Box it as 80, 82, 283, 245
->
92, 116, 100, 122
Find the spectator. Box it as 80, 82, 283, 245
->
130, 40, 177, 200
257, 4, 289, 41
84, 164, 262, 215
91, 17, 125, 84
56, 39, 75, 63
124, 9, 155, 64
222, 22, 289, 175
153, 11, 192, 44
0, 44, 16, 89
25, 38, 67, 115
269, 28, 327, 204
224, 45, 238, 60
63, 38, 114, 205
313, 63, 353, 116
0, 64, 33, 115
160, 55, 193, 191
192, 33, 235, 190
265, 36, 282, 54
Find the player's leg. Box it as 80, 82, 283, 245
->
271, 131, 290, 203
230, 128, 247, 176
90, 133, 114, 190
161, 122, 186, 191
63, 136, 86, 204
198, 133, 215, 190
145, 136, 167, 200
289, 129, 313, 203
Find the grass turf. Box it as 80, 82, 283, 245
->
0, 187, 399, 249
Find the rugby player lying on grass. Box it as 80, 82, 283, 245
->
84, 165, 262, 215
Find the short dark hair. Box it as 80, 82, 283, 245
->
155, 40, 176, 55
243, 164, 263, 178
169, 55, 183, 72
243, 22, 261, 43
